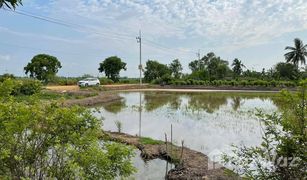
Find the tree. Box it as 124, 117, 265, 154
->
98, 56, 127, 82
144, 60, 170, 82
169, 59, 183, 79
273, 62, 299, 80
0, 0, 22, 9
284, 38, 307, 66
24, 54, 62, 83
206, 54, 230, 80
189, 60, 205, 72
0, 80, 136, 179
232, 58, 245, 78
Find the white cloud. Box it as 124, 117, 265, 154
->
38, 0, 307, 51
0, 54, 11, 61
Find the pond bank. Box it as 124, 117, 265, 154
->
63, 92, 122, 107
104, 131, 239, 180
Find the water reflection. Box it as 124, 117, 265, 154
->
101, 99, 127, 114
95, 91, 280, 177
130, 150, 172, 180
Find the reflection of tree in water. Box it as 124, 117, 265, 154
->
231, 96, 243, 111
187, 93, 228, 113
102, 100, 127, 114
139, 92, 277, 114
143, 92, 182, 112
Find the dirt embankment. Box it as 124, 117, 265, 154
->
46, 84, 296, 93
45, 86, 123, 107
105, 132, 239, 180
63, 92, 122, 107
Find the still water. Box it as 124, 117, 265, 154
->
94, 91, 280, 178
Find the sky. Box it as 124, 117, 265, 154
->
1, 0, 307, 77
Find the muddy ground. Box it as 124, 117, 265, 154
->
105, 132, 240, 180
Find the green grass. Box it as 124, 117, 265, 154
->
139, 137, 164, 145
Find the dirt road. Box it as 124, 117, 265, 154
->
46, 84, 146, 91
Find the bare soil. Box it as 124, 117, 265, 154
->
63, 92, 122, 107
105, 132, 240, 180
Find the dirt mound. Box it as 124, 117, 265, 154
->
105, 132, 239, 180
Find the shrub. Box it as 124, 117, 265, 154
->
14, 79, 42, 95
0, 79, 41, 96
99, 77, 114, 85
161, 74, 173, 85
0, 73, 15, 82
239, 80, 248, 86
0, 98, 136, 179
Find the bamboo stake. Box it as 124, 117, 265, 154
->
180, 140, 184, 165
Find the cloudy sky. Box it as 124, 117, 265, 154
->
1, 0, 307, 77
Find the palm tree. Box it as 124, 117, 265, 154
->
284, 38, 307, 66
0, 0, 22, 9
232, 58, 245, 77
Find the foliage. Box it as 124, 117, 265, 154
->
232, 58, 245, 78
0, 0, 22, 9
24, 54, 62, 83
139, 137, 164, 145
99, 77, 114, 85
169, 59, 183, 78
0, 79, 41, 96
169, 79, 297, 87
98, 56, 127, 82
273, 62, 299, 80
12, 79, 42, 95
115, 120, 122, 133
0, 73, 15, 82
0, 88, 136, 179
284, 38, 307, 66
144, 60, 171, 82
223, 84, 306, 179
189, 59, 205, 72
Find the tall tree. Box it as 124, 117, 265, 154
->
273, 62, 299, 80
144, 60, 170, 82
232, 58, 245, 78
284, 38, 307, 66
24, 54, 62, 83
0, 0, 22, 9
98, 56, 127, 82
169, 59, 183, 79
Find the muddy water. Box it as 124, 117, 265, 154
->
93, 91, 280, 178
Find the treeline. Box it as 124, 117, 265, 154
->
143, 52, 306, 87
1, 38, 306, 87
142, 38, 307, 86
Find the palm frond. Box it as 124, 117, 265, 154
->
294, 38, 303, 49
285, 46, 296, 50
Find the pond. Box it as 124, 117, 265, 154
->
93, 91, 281, 178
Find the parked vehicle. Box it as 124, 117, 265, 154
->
78, 78, 100, 87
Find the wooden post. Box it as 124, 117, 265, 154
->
180, 140, 184, 165
165, 133, 168, 178
165, 133, 168, 154
170, 124, 173, 169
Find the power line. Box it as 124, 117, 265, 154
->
0, 41, 91, 56
4, 8, 196, 56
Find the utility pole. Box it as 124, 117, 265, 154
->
196, 49, 200, 61
136, 30, 142, 85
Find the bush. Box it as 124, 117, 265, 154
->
160, 74, 173, 85
0, 73, 15, 82
0, 79, 41, 96
0, 98, 136, 179
14, 79, 42, 95
99, 77, 114, 85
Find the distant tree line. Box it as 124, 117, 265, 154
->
1, 38, 306, 86
142, 38, 307, 85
